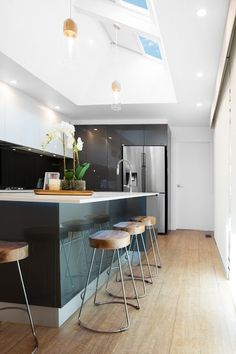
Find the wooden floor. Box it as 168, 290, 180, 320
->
1, 230, 236, 354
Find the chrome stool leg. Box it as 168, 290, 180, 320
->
148, 226, 159, 275
105, 250, 116, 291
140, 233, 153, 284
0, 263, 39, 353
94, 250, 104, 305
17, 261, 39, 354
106, 246, 142, 302
152, 225, 162, 268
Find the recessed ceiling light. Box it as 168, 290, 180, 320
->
196, 72, 204, 78
10, 80, 17, 85
12, 148, 16, 151
40, 154, 43, 157
108, 136, 112, 140
196, 103, 203, 107
197, 8, 207, 17
89, 39, 94, 45
28, 148, 32, 151
53, 154, 57, 157
93, 128, 98, 131
54, 105, 60, 110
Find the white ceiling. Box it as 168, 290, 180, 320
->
0, 0, 230, 126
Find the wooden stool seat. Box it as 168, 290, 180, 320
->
113, 221, 145, 235
0, 241, 28, 263
89, 230, 130, 250
131, 216, 156, 227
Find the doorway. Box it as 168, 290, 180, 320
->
176, 141, 213, 230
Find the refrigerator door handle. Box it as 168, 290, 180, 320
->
141, 152, 146, 192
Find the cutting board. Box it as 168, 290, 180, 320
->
34, 189, 94, 196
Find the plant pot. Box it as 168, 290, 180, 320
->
73, 180, 86, 191
61, 179, 86, 191
61, 179, 73, 190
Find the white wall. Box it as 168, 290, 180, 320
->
213, 29, 236, 287
0, 81, 72, 157
170, 126, 213, 230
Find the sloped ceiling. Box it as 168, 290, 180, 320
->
0, 0, 230, 126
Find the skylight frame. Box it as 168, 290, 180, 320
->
137, 35, 163, 62
117, 0, 151, 15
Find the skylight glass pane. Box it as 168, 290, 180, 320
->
139, 36, 162, 59
122, 0, 148, 10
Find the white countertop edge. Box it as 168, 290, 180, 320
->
0, 191, 158, 204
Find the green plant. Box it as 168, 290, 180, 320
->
75, 162, 90, 180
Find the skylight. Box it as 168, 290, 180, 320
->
139, 36, 162, 60
121, 0, 148, 10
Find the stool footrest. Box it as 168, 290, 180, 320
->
78, 320, 130, 333
95, 299, 140, 309
106, 289, 146, 300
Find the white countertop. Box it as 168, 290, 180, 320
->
0, 191, 158, 204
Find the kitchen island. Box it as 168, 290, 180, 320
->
0, 191, 157, 327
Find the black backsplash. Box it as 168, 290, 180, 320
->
0, 147, 64, 189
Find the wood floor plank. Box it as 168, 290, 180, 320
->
1, 231, 236, 354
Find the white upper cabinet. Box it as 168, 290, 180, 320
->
0, 81, 72, 157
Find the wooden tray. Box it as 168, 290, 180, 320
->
34, 189, 94, 196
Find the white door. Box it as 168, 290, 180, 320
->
176, 142, 213, 230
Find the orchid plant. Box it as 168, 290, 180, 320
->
42, 121, 89, 180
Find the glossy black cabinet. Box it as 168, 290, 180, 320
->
144, 124, 168, 145
76, 124, 171, 193
76, 126, 109, 191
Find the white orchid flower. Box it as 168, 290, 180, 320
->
77, 137, 84, 151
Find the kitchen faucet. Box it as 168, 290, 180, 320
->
116, 159, 133, 192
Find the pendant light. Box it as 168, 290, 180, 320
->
111, 24, 121, 112
63, 0, 77, 57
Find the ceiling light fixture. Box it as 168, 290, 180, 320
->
111, 24, 121, 112
63, 0, 77, 38
196, 8, 207, 17
54, 105, 60, 110
63, 0, 77, 57
10, 80, 17, 85
196, 72, 203, 78
196, 102, 203, 107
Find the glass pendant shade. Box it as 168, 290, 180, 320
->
63, 18, 77, 38
111, 80, 121, 111
111, 24, 122, 112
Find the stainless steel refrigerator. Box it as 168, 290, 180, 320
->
122, 145, 167, 234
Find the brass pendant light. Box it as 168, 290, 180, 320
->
63, 0, 77, 39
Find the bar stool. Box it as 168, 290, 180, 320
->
78, 230, 140, 333
0, 241, 39, 353
112, 222, 153, 298
131, 216, 162, 275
